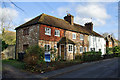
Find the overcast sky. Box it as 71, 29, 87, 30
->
0, 1, 118, 39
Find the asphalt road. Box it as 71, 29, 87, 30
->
54, 57, 119, 78
2, 57, 120, 79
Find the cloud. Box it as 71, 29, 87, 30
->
0, 7, 18, 31
75, 3, 110, 26
24, 17, 32, 22
0, 7, 18, 22
57, 3, 110, 27
57, 7, 71, 17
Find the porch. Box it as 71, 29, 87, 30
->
57, 37, 75, 60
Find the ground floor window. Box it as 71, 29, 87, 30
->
54, 45, 57, 50
74, 46, 77, 53
99, 49, 101, 52
23, 44, 29, 51
80, 46, 83, 53
68, 44, 73, 53
84, 47, 87, 52
90, 48, 95, 51
44, 44, 51, 51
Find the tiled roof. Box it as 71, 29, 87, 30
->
57, 37, 75, 46
15, 13, 103, 37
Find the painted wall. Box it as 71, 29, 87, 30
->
88, 35, 106, 55
65, 30, 89, 55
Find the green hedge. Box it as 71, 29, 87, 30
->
82, 51, 102, 62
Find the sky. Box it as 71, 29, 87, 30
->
0, 1, 118, 39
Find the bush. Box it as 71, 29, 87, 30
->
106, 47, 113, 54
82, 51, 102, 62
75, 54, 82, 60
23, 45, 45, 66
113, 46, 120, 54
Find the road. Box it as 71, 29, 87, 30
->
2, 57, 120, 79
54, 57, 119, 78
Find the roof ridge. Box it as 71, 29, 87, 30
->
41, 13, 70, 25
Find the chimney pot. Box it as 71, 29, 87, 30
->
64, 14, 74, 25
84, 22, 93, 31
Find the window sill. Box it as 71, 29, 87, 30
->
45, 33, 51, 36
72, 38, 76, 40
55, 35, 60, 37
68, 51, 73, 53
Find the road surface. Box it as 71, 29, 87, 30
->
2, 57, 120, 79
54, 57, 120, 78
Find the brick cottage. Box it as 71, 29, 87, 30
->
15, 13, 106, 60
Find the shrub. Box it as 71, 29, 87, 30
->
106, 47, 113, 54
23, 45, 45, 66
82, 51, 102, 61
75, 54, 82, 60
113, 46, 120, 54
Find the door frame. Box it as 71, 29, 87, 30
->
60, 44, 65, 60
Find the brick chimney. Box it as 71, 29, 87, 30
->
84, 22, 93, 31
64, 14, 74, 25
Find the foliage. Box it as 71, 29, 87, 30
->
2, 59, 25, 69
2, 40, 8, 51
113, 46, 120, 54
82, 51, 102, 61
24, 45, 45, 65
106, 47, 113, 54
75, 54, 82, 60
50, 48, 57, 61
2, 31, 16, 45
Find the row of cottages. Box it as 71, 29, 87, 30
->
15, 13, 106, 60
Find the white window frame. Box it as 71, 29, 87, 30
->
80, 46, 83, 53
44, 44, 51, 51
80, 34, 84, 40
72, 33, 76, 39
68, 44, 73, 53
54, 45, 57, 50
109, 42, 112, 45
74, 45, 77, 53
84, 47, 87, 52
45, 27, 51, 36
55, 29, 60, 37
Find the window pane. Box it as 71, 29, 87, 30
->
55, 30, 60, 37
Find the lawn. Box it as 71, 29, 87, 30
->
2, 59, 25, 69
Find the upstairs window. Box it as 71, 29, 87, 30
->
23, 28, 29, 35
55, 30, 60, 37
68, 44, 73, 53
72, 33, 76, 39
80, 34, 84, 40
45, 27, 51, 36
109, 42, 112, 45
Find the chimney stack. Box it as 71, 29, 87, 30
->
64, 14, 74, 25
84, 22, 93, 31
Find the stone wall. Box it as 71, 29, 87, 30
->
65, 30, 89, 55
16, 24, 39, 59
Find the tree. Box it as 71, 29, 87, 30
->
2, 31, 16, 45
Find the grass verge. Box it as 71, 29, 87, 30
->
2, 59, 25, 69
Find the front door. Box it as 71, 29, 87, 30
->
61, 45, 64, 60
